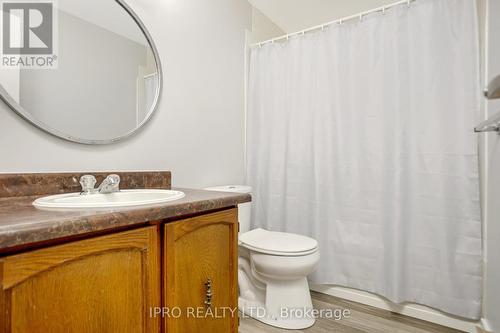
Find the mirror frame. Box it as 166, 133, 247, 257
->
0, 0, 163, 145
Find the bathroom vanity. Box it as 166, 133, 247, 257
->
0, 172, 249, 333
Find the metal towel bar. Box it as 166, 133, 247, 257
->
485, 75, 500, 100
475, 75, 500, 133
475, 110, 500, 133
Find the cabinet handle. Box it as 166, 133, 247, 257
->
204, 278, 213, 307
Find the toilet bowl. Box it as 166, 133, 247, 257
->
205, 186, 320, 330
239, 228, 320, 329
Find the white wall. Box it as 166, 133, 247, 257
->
58, 0, 147, 45
0, 0, 252, 188
484, 0, 500, 331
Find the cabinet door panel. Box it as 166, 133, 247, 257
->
0, 226, 160, 333
164, 209, 238, 333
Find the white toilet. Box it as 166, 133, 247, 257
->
205, 186, 320, 330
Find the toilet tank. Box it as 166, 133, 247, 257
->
204, 185, 252, 233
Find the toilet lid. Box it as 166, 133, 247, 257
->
239, 228, 318, 255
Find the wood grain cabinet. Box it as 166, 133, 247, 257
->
0, 226, 161, 333
164, 209, 239, 333
0, 209, 238, 333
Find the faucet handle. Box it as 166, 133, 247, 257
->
108, 174, 120, 181
80, 175, 97, 194
106, 174, 120, 186
97, 174, 121, 194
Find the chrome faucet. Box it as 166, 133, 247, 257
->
79, 174, 121, 195
97, 174, 121, 194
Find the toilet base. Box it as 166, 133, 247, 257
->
238, 277, 316, 330
239, 298, 316, 330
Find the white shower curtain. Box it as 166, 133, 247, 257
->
246, 0, 482, 319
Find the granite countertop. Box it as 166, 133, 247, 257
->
0, 172, 251, 254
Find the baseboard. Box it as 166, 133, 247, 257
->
310, 284, 482, 333
479, 318, 494, 333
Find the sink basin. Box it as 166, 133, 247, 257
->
33, 189, 185, 209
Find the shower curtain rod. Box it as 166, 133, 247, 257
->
250, 0, 416, 48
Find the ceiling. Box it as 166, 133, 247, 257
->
248, 0, 395, 33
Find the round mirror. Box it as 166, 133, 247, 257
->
0, 0, 161, 144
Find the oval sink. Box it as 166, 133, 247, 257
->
33, 189, 185, 209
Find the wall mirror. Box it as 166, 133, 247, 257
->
0, 0, 162, 144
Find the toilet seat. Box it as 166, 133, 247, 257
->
239, 228, 318, 256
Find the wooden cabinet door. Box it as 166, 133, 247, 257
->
0, 226, 160, 333
164, 209, 238, 333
